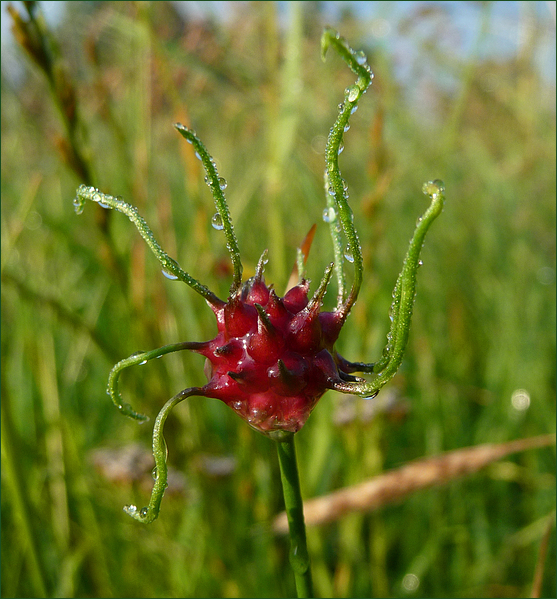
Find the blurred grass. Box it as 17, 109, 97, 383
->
1, 1, 555, 597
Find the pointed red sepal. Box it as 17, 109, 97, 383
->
283, 280, 310, 313
224, 295, 257, 337
247, 304, 284, 364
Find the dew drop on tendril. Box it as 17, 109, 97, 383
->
346, 85, 359, 102
161, 269, 179, 280
344, 245, 354, 263
73, 198, 84, 215
211, 213, 224, 230
422, 179, 445, 199
218, 177, 227, 190
355, 50, 367, 66
322, 207, 336, 223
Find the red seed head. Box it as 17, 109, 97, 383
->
197, 276, 344, 435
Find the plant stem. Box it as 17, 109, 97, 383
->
276, 435, 313, 598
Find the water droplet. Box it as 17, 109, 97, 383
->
328, 186, 335, 196
346, 85, 359, 102
194, 151, 202, 160
343, 123, 351, 132
204, 175, 211, 185
73, 198, 84, 215
350, 105, 358, 114
431, 179, 445, 192
218, 177, 227, 190
98, 201, 111, 209
232, 400, 243, 411
140, 507, 149, 518
417, 260, 423, 267
161, 269, 179, 280
211, 213, 224, 230
422, 179, 445, 199
363, 391, 379, 400
338, 102, 345, 111
344, 245, 354, 263
91, 192, 102, 203
125, 504, 137, 514
322, 207, 337, 223
338, 144, 344, 155
139, 359, 148, 365
355, 50, 367, 65
152, 467, 158, 480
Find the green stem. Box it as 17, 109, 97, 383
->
321, 28, 373, 316
107, 341, 209, 422
276, 435, 313, 598
124, 387, 205, 524
174, 124, 243, 292
332, 180, 446, 398
74, 185, 223, 307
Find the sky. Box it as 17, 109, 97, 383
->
1, 1, 556, 88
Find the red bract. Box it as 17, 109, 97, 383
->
192, 270, 348, 436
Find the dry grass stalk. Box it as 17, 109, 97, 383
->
273, 434, 556, 533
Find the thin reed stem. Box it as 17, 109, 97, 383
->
276, 435, 313, 598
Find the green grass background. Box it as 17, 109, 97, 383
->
1, 2, 555, 597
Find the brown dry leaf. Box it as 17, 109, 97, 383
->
273, 434, 555, 533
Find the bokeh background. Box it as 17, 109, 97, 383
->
1, 1, 555, 597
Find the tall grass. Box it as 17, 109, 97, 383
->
1, 2, 555, 597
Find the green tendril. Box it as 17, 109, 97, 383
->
123, 387, 206, 524
323, 173, 346, 305
107, 342, 209, 422
174, 124, 243, 293
321, 27, 374, 316
255, 249, 269, 282
341, 180, 446, 398
309, 262, 335, 311
74, 185, 222, 306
